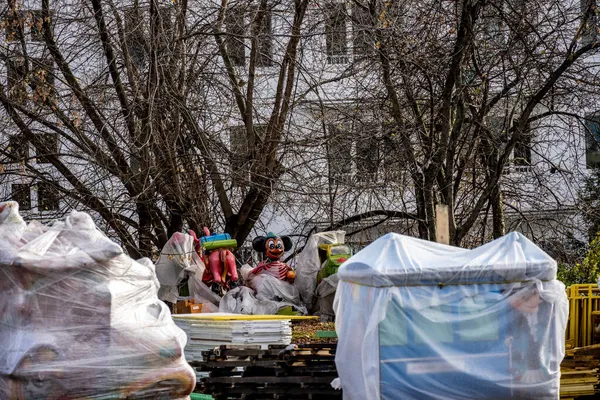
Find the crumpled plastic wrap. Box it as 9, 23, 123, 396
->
294, 231, 345, 307
156, 232, 220, 307
334, 232, 568, 400
0, 201, 196, 400
219, 274, 307, 315
313, 274, 339, 321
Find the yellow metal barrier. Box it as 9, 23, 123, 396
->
565, 284, 600, 348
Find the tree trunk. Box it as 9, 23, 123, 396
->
491, 185, 505, 238
137, 201, 153, 257
167, 211, 183, 238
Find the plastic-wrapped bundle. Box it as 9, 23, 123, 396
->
155, 232, 220, 308
219, 274, 308, 315
0, 202, 195, 399
334, 232, 568, 400
294, 231, 345, 307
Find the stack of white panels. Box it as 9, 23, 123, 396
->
173, 316, 292, 361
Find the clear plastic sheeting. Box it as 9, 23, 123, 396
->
220, 274, 308, 315
294, 231, 345, 307
0, 202, 196, 400
156, 232, 220, 306
334, 232, 568, 400
313, 274, 339, 321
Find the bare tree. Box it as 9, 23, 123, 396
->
0, 0, 309, 257
277, 0, 600, 247
2, 0, 598, 259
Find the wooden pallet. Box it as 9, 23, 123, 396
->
193, 344, 341, 400
560, 344, 600, 398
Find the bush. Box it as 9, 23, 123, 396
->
557, 233, 600, 286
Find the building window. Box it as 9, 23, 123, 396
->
29, 10, 54, 42
31, 58, 55, 100
6, 57, 27, 103
327, 123, 352, 182
230, 125, 247, 174
513, 133, 532, 167
486, 116, 509, 140
8, 135, 28, 162
29, 10, 44, 41
5, 10, 24, 42
11, 184, 31, 210
325, 3, 348, 64
252, 7, 272, 67
581, 0, 598, 45
158, 7, 173, 36
124, 7, 147, 68
230, 125, 266, 185
355, 123, 379, 178
38, 182, 60, 211
484, 1, 506, 46
381, 122, 406, 182
352, 3, 372, 55
226, 7, 246, 66
584, 114, 600, 168
35, 133, 58, 164
156, 6, 174, 54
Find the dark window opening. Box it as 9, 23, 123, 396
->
11, 184, 31, 210
38, 182, 60, 211
158, 7, 173, 35
381, 123, 405, 182
486, 116, 509, 143
484, 0, 506, 46
31, 58, 55, 100
5, 11, 24, 42
230, 125, 247, 173
156, 6, 174, 53
585, 113, 600, 168
8, 135, 28, 162
124, 7, 147, 68
327, 123, 352, 183
352, 3, 372, 55
35, 133, 58, 163
325, 3, 348, 64
230, 125, 265, 185
226, 7, 246, 66
581, 0, 598, 45
355, 124, 379, 178
7, 58, 27, 103
252, 8, 272, 67
29, 10, 53, 42
513, 136, 532, 167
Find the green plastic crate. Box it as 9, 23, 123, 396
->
190, 394, 214, 400
316, 330, 337, 338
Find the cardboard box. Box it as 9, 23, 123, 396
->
174, 300, 202, 314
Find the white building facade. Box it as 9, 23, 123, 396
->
0, 0, 599, 255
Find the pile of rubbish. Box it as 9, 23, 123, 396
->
0, 202, 195, 399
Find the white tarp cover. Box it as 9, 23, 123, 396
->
0, 202, 195, 399
334, 232, 568, 400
